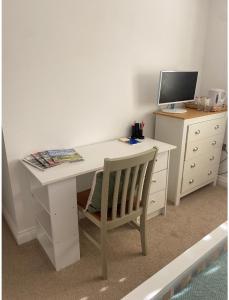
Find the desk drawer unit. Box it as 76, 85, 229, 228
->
147, 152, 169, 217
147, 190, 166, 215
150, 170, 167, 194
154, 152, 168, 173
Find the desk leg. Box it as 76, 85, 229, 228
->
45, 178, 80, 271
30, 174, 80, 271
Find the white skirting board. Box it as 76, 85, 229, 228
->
3, 208, 37, 245
217, 175, 227, 188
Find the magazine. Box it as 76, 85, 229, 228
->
23, 148, 83, 171
47, 148, 83, 163
32, 152, 51, 168
39, 151, 59, 166
23, 155, 45, 171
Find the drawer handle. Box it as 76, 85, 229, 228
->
208, 170, 212, 176
152, 179, 157, 183
189, 179, 194, 184
150, 200, 156, 204
214, 125, 220, 129
190, 163, 196, 168
193, 147, 199, 152
195, 129, 200, 135
210, 156, 215, 161
211, 141, 217, 146
155, 159, 158, 162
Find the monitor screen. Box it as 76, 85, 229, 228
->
158, 71, 198, 105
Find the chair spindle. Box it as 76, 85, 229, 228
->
120, 168, 131, 217
136, 162, 148, 209
112, 170, 121, 220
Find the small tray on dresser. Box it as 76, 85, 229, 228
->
185, 103, 227, 112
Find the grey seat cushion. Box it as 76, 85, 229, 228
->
87, 171, 125, 213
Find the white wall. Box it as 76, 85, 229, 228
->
3, 0, 210, 241
201, 0, 227, 96
200, 0, 227, 177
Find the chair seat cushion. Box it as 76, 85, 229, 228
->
77, 189, 138, 221
78, 168, 142, 214
80, 170, 126, 213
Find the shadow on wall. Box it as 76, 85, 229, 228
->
133, 72, 160, 107
132, 72, 160, 138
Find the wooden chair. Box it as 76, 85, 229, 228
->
77, 147, 158, 279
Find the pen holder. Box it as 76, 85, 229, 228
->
131, 123, 144, 139
131, 124, 137, 139
138, 128, 144, 139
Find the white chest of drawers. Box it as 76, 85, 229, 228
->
154, 109, 227, 205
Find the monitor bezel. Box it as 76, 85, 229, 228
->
157, 70, 198, 106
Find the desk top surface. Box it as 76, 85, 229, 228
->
21, 138, 176, 186
154, 108, 227, 120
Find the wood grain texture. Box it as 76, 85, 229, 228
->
154, 108, 227, 120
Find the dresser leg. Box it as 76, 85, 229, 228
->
212, 179, 217, 186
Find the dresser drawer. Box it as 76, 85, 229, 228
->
181, 164, 218, 194
147, 190, 166, 214
183, 148, 222, 177
187, 118, 225, 142
150, 170, 167, 194
185, 134, 224, 161
154, 151, 168, 173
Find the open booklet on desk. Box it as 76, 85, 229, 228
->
23, 148, 83, 171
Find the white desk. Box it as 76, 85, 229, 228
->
22, 138, 175, 271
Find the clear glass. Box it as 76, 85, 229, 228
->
196, 97, 205, 111
204, 98, 211, 112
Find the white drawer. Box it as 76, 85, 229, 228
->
185, 134, 224, 161
147, 190, 166, 214
181, 164, 218, 194
154, 151, 168, 173
183, 148, 222, 178
187, 118, 225, 142
150, 169, 167, 194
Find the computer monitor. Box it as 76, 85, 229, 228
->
157, 71, 198, 113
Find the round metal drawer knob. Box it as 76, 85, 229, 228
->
208, 171, 212, 175
189, 179, 194, 184
212, 141, 217, 145
195, 129, 200, 135
193, 147, 199, 152
214, 125, 219, 129
190, 163, 196, 168
210, 156, 215, 161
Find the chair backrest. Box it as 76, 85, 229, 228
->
100, 147, 158, 225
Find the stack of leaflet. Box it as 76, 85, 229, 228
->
23, 149, 83, 171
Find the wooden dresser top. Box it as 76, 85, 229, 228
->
154, 108, 227, 120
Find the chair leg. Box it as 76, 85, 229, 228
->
140, 215, 147, 256
101, 228, 108, 279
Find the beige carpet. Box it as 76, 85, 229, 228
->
3, 184, 227, 300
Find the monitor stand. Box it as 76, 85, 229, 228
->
161, 104, 187, 114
